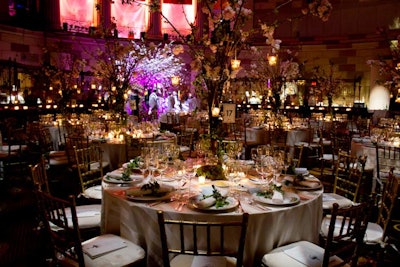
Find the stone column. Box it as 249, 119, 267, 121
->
100, 0, 111, 30
148, 11, 162, 38
43, 0, 61, 31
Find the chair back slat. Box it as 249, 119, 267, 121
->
31, 156, 50, 193
378, 169, 400, 238
37, 191, 85, 267
157, 211, 249, 267
323, 201, 370, 267
333, 150, 365, 203
74, 145, 103, 194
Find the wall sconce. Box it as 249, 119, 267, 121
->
267, 54, 277, 66
171, 76, 180, 86
91, 84, 96, 90
212, 106, 220, 117
111, 86, 116, 92
231, 59, 241, 70
49, 86, 53, 91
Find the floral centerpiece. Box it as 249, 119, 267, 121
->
122, 0, 332, 144
367, 29, 400, 102
311, 61, 343, 110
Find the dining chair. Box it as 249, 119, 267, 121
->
292, 143, 304, 168
38, 127, 68, 167
37, 191, 145, 267
0, 127, 30, 180
307, 128, 336, 190
375, 143, 400, 193
31, 155, 102, 239
74, 145, 104, 202
262, 201, 370, 267
322, 150, 366, 210
157, 211, 249, 267
64, 134, 90, 171
124, 134, 145, 161
361, 169, 400, 262
177, 131, 194, 159
270, 127, 288, 150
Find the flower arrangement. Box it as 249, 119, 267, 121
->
121, 0, 332, 122
311, 61, 343, 108
367, 33, 400, 85
81, 38, 184, 115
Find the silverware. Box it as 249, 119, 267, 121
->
147, 199, 173, 207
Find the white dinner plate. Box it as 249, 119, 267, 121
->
294, 168, 309, 176
252, 192, 300, 206
188, 196, 238, 212
103, 173, 143, 184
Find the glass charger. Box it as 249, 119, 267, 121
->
188, 196, 238, 213
252, 192, 300, 206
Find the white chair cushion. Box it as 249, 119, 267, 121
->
83, 185, 102, 200
364, 222, 384, 243
322, 193, 353, 210
68, 204, 101, 229
82, 234, 145, 267
170, 254, 237, 267
49, 156, 68, 166
49, 204, 101, 230
262, 240, 344, 267
321, 217, 383, 244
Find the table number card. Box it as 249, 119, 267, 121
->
222, 103, 236, 123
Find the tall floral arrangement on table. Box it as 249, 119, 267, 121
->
82, 39, 184, 116
311, 61, 343, 109
248, 45, 301, 111
122, 0, 332, 131
367, 32, 400, 101
131, 42, 185, 90
40, 44, 87, 115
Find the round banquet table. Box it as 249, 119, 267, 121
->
101, 175, 323, 266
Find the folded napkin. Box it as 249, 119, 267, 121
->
82, 234, 127, 259
296, 180, 321, 189
272, 191, 284, 204
197, 197, 217, 209
196, 187, 228, 208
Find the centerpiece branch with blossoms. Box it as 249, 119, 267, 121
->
121, 0, 332, 131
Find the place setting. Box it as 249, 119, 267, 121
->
186, 185, 239, 213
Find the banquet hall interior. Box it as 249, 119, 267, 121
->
1, 0, 400, 266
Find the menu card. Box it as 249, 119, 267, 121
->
82, 234, 127, 259
284, 245, 323, 267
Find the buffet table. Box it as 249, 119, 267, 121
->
101, 171, 323, 266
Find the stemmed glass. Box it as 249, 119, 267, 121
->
156, 154, 168, 181
255, 156, 271, 185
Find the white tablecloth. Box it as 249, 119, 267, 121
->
101, 180, 323, 266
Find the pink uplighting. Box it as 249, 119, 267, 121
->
60, 0, 94, 28
59, 0, 195, 38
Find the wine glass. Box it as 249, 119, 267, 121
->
157, 155, 168, 181
255, 156, 271, 185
